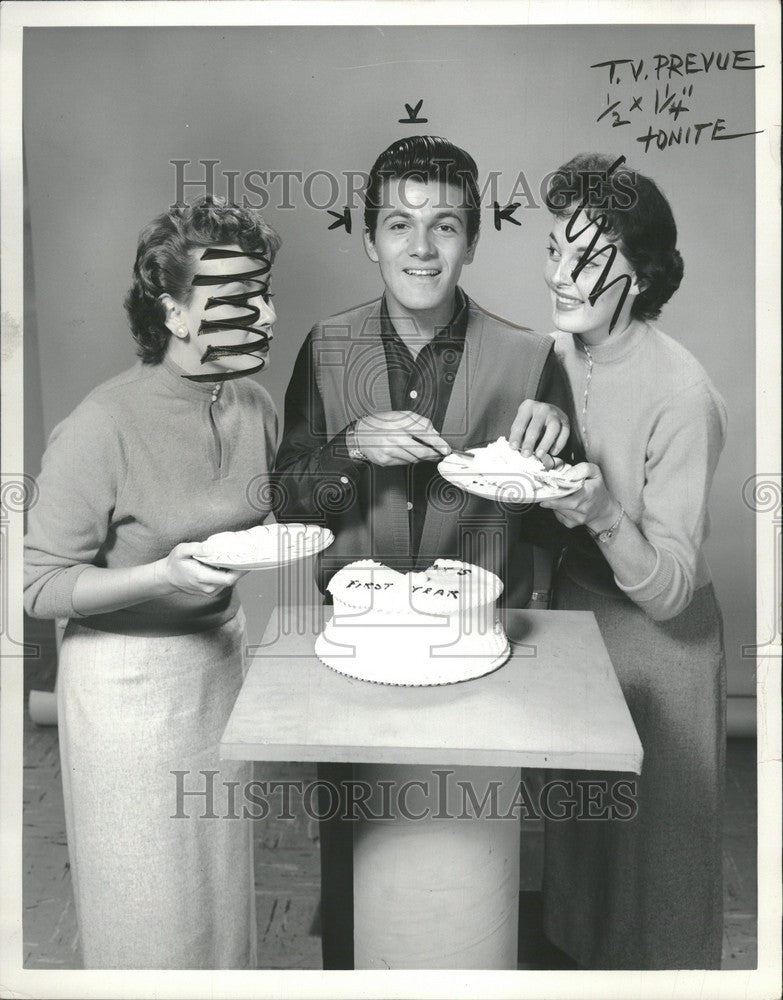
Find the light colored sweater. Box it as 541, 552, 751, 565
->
554, 318, 727, 622
24, 356, 278, 635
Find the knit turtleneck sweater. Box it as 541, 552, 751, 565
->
24, 356, 278, 635
553, 319, 727, 622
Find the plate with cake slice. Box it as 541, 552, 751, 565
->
437, 436, 585, 504
195, 522, 334, 570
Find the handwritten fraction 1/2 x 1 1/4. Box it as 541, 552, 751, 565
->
591, 48, 764, 152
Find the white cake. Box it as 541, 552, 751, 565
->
469, 436, 580, 489
315, 559, 510, 686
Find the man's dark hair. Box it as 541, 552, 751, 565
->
363, 136, 481, 246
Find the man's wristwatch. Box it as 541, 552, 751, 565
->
348, 425, 367, 462
588, 505, 625, 544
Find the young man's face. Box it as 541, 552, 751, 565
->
363, 177, 476, 321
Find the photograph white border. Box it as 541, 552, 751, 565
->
1, 2, 780, 998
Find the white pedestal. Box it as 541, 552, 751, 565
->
353, 764, 520, 969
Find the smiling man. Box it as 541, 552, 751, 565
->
276, 135, 576, 601
274, 136, 579, 969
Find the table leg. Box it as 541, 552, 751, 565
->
353, 764, 520, 969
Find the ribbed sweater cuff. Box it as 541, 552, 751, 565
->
614, 546, 673, 604
40, 564, 92, 620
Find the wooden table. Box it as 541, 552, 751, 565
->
221, 606, 642, 969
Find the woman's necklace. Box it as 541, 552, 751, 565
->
579, 342, 594, 449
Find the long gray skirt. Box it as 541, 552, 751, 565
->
57, 609, 256, 969
542, 578, 726, 969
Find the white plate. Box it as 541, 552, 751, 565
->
437, 452, 584, 504
195, 523, 334, 570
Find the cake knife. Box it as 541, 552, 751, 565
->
410, 434, 474, 462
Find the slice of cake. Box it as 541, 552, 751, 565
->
469, 436, 582, 489
314, 559, 510, 686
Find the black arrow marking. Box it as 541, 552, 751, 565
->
398, 99, 428, 124
493, 201, 522, 231
327, 207, 352, 234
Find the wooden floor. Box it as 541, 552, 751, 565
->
21, 619, 757, 971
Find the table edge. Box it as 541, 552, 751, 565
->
220, 740, 643, 774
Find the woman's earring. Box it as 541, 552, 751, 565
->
177, 326, 187, 337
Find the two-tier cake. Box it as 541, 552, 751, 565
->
315, 559, 510, 686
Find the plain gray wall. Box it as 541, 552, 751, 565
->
23, 25, 756, 696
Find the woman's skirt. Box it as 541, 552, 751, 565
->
57, 609, 256, 969
542, 577, 726, 970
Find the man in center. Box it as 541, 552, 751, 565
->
276, 135, 575, 597
274, 135, 577, 968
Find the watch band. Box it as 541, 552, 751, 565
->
348, 425, 367, 462
588, 505, 626, 544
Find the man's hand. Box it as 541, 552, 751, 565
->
354, 411, 451, 466
508, 400, 571, 467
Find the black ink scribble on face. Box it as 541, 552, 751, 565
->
565, 155, 633, 335
183, 247, 274, 382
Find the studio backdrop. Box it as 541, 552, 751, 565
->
23, 24, 757, 715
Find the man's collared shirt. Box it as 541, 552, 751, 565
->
274, 289, 468, 562
274, 288, 582, 579
379, 288, 468, 556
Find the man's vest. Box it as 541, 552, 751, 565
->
312, 294, 554, 608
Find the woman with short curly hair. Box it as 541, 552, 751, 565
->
525, 154, 727, 969
125, 198, 281, 365
24, 196, 281, 968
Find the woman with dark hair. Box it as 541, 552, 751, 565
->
24, 197, 281, 968
523, 154, 727, 968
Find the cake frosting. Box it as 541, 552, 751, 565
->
468, 436, 581, 489
315, 559, 510, 686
